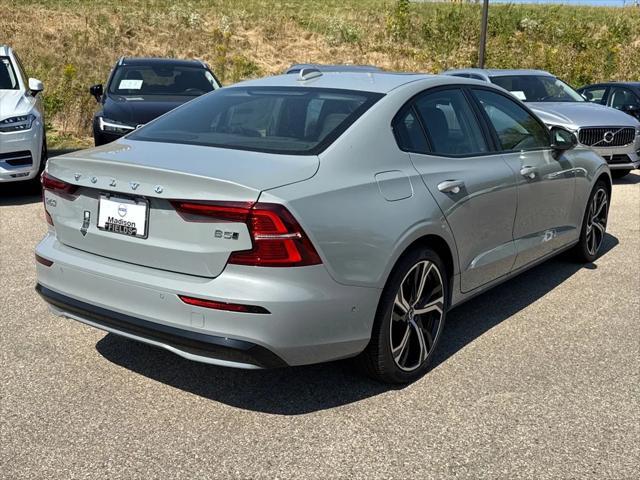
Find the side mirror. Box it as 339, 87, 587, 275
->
28, 78, 44, 96
89, 84, 103, 103
550, 126, 577, 152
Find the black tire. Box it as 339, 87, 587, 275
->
573, 180, 610, 263
359, 247, 448, 384
611, 169, 630, 179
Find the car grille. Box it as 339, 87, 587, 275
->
578, 127, 636, 147
0, 150, 33, 166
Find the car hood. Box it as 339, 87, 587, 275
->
101, 94, 197, 126
528, 101, 640, 130
0, 90, 33, 120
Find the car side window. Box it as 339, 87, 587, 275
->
414, 88, 489, 156
582, 87, 607, 104
472, 89, 550, 151
609, 87, 640, 109
392, 107, 429, 154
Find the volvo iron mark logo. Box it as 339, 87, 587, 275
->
603, 131, 615, 144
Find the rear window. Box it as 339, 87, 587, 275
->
109, 64, 217, 96
129, 87, 383, 155
0, 57, 19, 90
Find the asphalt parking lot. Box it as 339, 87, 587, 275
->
1, 169, 639, 479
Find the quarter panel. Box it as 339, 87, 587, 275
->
261, 90, 458, 289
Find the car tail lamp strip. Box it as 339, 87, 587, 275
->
178, 295, 270, 314
41, 172, 79, 199
35, 253, 53, 267
171, 201, 322, 267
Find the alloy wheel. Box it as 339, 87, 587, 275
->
390, 260, 445, 372
585, 187, 608, 257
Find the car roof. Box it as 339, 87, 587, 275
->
0, 45, 12, 57
446, 68, 554, 78
118, 57, 207, 68
285, 64, 383, 74
229, 71, 482, 94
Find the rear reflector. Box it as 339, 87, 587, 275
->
171, 200, 322, 267
178, 295, 270, 314
35, 253, 53, 267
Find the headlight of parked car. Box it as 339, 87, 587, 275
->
98, 117, 136, 134
0, 114, 35, 132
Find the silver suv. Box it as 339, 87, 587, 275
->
445, 69, 640, 178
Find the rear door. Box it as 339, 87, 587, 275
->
397, 87, 518, 293
470, 87, 577, 270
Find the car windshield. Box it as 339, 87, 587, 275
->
129, 87, 383, 155
109, 64, 217, 96
490, 75, 584, 103
0, 57, 19, 90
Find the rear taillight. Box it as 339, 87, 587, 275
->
41, 172, 79, 199
171, 200, 322, 267
35, 253, 53, 267
41, 172, 79, 226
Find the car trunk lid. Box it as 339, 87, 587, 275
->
44, 139, 319, 277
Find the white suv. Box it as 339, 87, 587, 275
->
0, 45, 46, 183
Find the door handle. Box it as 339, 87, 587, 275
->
520, 166, 537, 179
437, 180, 465, 194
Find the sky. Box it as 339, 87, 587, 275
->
490, 0, 636, 6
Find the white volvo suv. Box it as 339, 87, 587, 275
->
0, 45, 46, 183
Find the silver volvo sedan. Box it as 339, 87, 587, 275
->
36, 70, 611, 383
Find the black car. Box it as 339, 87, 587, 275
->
89, 57, 221, 145
577, 82, 640, 121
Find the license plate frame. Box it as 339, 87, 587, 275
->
97, 194, 150, 239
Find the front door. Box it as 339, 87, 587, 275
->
396, 87, 518, 293
471, 88, 577, 270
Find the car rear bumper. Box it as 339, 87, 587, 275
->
36, 283, 287, 368
0, 128, 43, 183
35, 233, 380, 368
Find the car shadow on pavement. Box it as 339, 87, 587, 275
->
96, 233, 619, 415
0, 181, 42, 206
613, 171, 639, 185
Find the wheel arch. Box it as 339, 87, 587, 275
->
595, 171, 612, 197
384, 233, 457, 303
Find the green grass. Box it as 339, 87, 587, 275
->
2, 0, 639, 148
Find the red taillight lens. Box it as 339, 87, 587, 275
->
171, 200, 322, 267
178, 295, 269, 314
230, 204, 321, 267
41, 172, 79, 198
35, 253, 53, 267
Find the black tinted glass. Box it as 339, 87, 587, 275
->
129, 87, 383, 155
109, 65, 217, 96
414, 89, 488, 156
0, 57, 18, 90
393, 108, 428, 153
473, 89, 550, 151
